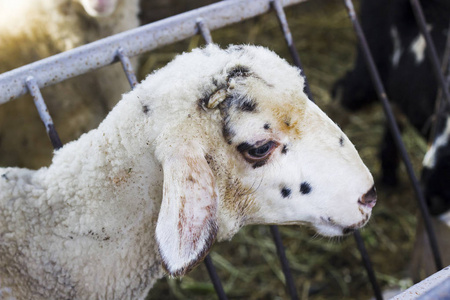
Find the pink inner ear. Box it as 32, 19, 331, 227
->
170, 208, 218, 276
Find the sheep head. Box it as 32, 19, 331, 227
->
151, 45, 375, 277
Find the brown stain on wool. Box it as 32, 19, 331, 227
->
111, 168, 133, 186
265, 99, 304, 138
223, 177, 258, 220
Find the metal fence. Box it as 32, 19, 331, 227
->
0, 0, 448, 299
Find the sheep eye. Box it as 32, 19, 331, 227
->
248, 143, 272, 157
243, 141, 278, 162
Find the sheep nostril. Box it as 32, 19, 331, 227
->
358, 185, 377, 208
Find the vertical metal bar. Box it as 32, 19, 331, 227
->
196, 18, 214, 45
25, 76, 63, 150
430, 24, 450, 144
204, 254, 228, 300
409, 0, 450, 110
354, 231, 383, 300
116, 48, 138, 88
270, 225, 299, 300
410, 0, 450, 148
204, 255, 228, 300
271, 0, 313, 101
343, 0, 443, 271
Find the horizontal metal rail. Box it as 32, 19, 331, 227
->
0, 0, 307, 104
393, 266, 450, 299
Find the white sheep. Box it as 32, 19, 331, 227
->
0, 44, 376, 299
0, 0, 140, 169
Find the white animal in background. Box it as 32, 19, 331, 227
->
0, 0, 140, 168
0, 45, 376, 299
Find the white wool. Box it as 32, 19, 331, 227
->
0, 45, 375, 299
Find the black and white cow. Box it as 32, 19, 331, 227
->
333, 0, 449, 203
333, 0, 450, 279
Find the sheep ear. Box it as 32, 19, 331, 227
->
206, 88, 227, 109
155, 143, 218, 277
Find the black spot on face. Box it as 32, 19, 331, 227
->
300, 182, 312, 194
281, 145, 288, 154
142, 105, 150, 114
264, 123, 270, 130
339, 136, 344, 147
281, 187, 291, 198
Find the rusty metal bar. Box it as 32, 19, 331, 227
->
25, 76, 62, 150
0, 0, 307, 105
343, 0, 443, 271
196, 18, 214, 45
116, 48, 138, 88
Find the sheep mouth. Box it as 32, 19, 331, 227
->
316, 215, 371, 237
342, 215, 371, 235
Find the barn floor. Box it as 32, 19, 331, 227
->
142, 0, 428, 299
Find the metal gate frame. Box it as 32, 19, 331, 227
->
0, 0, 448, 299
